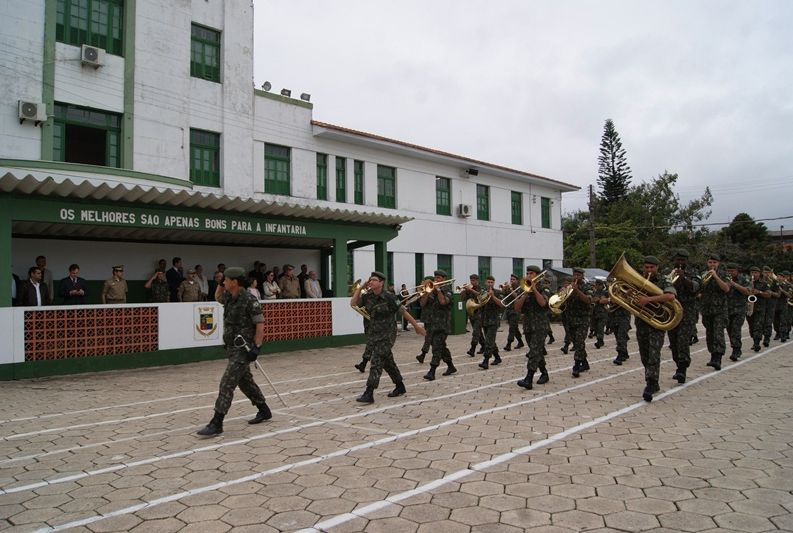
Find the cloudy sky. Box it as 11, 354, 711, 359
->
253, 0, 793, 231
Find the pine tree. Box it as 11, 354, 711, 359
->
597, 119, 632, 205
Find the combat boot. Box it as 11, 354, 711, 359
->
423, 365, 437, 381
492, 354, 502, 365
477, 344, 485, 354
466, 343, 476, 357
588, 330, 595, 339
478, 356, 489, 370
197, 411, 225, 436
515, 336, 525, 349
537, 365, 549, 385
561, 343, 569, 355
571, 360, 582, 378
642, 379, 660, 402
706, 354, 722, 371
542, 346, 548, 356
594, 339, 604, 349
729, 348, 741, 361
416, 351, 426, 364
752, 339, 761, 351
613, 353, 626, 366
672, 366, 686, 384
547, 333, 555, 344
690, 335, 699, 345
248, 403, 272, 424
356, 387, 375, 403
354, 358, 368, 373
387, 381, 406, 397
442, 362, 457, 376
517, 370, 535, 389
580, 359, 590, 372
503, 341, 512, 352
774, 332, 781, 340
763, 337, 770, 347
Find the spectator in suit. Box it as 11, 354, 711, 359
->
166, 257, 184, 302
59, 264, 88, 304
19, 266, 49, 306
35, 255, 54, 304
298, 264, 309, 298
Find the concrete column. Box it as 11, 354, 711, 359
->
0, 198, 12, 307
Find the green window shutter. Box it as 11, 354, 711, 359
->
437, 254, 453, 279
354, 160, 364, 205
189, 129, 221, 186
56, 0, 124, 55
336, 157, 346, 203
377, 165, 396, 209
265, 143, 291, 195
316, 153, 327, 200
414, 253, 424, 286
52, 102, 121, 167
435, 177, 451, 216
478, 256, 491, 280
511, 191, 522, 225
477, 184, 489, 221
512, 258, 524, 278
190, 23, 221, 82
541, 197, 551, 228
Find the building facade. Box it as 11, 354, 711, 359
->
0, 0, 578, 378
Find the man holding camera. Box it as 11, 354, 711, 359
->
197, 267, 271, 436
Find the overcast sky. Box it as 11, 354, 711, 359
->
253, 0, 793, 232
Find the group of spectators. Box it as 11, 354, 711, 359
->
11, 255, 85, 307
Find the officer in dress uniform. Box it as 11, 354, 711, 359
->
197, 267, 271, 436
101, 265, 128, 304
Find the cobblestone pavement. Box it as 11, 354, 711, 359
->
1, 323, 791, 532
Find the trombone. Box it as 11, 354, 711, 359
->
501, 270, 547, 308
401, 278, 455, 306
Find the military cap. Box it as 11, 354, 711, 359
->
112, 265, 124, 271
526, 265, 541, 273
469, 274, 479, 280
725, 262, 738, 270
509, 273, 518, 279
572, 267, 585, 274
781, 270, 791, 276
486, 275, 495, 281
643, 255, 661, 265
749, 266, 761, 272
708, 253, 721, 261
187, 268, 196, 274
434, 269, 448, 278
423, 275, 434, 281
223, 267, 247, 280
762, 265, 772, 272
673, 248, 689, 258
370, 271, 386, 281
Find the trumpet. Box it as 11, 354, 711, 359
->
349, 279, 371, 320
502, 271, 548, 308
455, 283, 473, 293
702, 270, 715, 285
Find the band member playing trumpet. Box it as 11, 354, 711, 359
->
421, 270, 457, 380
503, 274, 525, 351
748, 267, 771, 351
461, 274, 484, 356
761, 266, 780, 347
351, 271, 425, 403
477, 276, 505, 369
515, 265, 552, 388
635, 256, 677, 402
725, 263, 751, 360
700, 254, 731, 371
666, 249, 701, 384
566, 267, 594, 378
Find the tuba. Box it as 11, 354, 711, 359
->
607, 253, 683, 331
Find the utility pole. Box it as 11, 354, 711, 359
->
588, 184, 596, 267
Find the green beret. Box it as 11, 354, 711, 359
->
673, 248, 689, 258
708, 253, 721, 261
423, 275, 434, 281
725, 263, 738, 270
434, 270, 448, 278
643, 256, 660, 265
781, 270, 791, 276
469, 274, 479, 280
224, 267, 246, 280
526, 265, 541, 273
370, 271, 386, 281
572, 267, 585, 274
762, 265, 772, 272
749, 266, 760, 272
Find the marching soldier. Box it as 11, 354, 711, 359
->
461, 274, 484, 356
566, 267, 594, 378
725, 263, 751, 360
559, 278, 573, 354
421, 270, 456, 380
667, 249, 700, 384
700, 254, 731, 371
503, 274, 525, 351
197, 267, 271, 436
543, 278, 556, 344
634, 256, 677, 402
591, 279, 609, 348
477, 276, 505, 369
779, 271, 792, 342
515, 265, 552, 388
762, 266, 780, 347
353, 315, 372, 372
416, 276, 434, 363
351, 271, 425, 403
773, 270, 790, 341
748, 266, 771, 351
610, 296, 632, 365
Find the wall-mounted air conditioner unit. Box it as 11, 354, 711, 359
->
81, 44, 106, 68
458, 204, 472, 217
18, 100, 47, 125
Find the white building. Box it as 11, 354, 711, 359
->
0, 0, 578, 378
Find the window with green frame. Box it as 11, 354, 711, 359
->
353, 160, 364, 204
437, 254, 453, 279
478, 256, 491, 280
52, 102, 121, 167
377, 165, 396, 208
347, 249, 354, 287
477, 184, 490, 220
189, 129, 220, 186
264, 143, 290, 195
56, 0, 124, 55
316, 153, 328, 200
336, 157, 346, 202
541, 197, 551, 228
436, 177, 451, 216
512, 258, 524, 277
511, 191, 522, 225
414, 253, 424, 285
191, 23, 221, 82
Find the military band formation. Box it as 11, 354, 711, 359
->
197, 252, 793, 436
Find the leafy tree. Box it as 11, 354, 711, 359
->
597, 119, 632, 206
711, 213, 771, 269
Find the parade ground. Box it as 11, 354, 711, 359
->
1, 323, 792, 533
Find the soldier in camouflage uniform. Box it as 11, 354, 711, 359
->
461, 275, 485, 356
416, 276, 434, 363
762, 266, 780, 346
515, 265, 552, 388
700, 254, 731, 371
353, 316, 372, 372
634, 256, 677, 402
503, 274, 525, 351
477, 276, 505, 369
773, 271, 790, 341
351, 271, 425, 403
421, 270, 456, 380
197, 267, 271, 436
666, 249, 701, 384
566, 267, 594, 378
145, 269, 170, 303
591, 279, 608, 348
778, 271, 792, 342
747, 266, 771, 351
557, 278, 573, 354
610, 301, 632, 366
690, 294, 701, 345
725, 263, 751, 360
